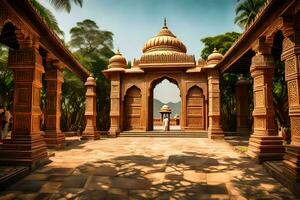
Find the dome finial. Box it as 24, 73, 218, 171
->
213, 48, 217, 53
163, 17, 167, 28
116, 48, 120, 54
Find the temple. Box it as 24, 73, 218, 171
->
103, 21, 223, 139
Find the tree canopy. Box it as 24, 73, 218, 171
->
200, 32, 240, 60
69, 19, 113, 59
234, 0, 266, 29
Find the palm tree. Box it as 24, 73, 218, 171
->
234, 0, 265, 29
31, 0, 83, 36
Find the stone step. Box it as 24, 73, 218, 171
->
119, 131, 208, 138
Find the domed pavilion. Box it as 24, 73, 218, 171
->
103, 20, 223, 139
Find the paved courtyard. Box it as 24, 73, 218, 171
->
0, 137, 298, 200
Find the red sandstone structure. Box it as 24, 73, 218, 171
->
0, 0, 96, 169
0, 0, 300, 197
103, 22, 223, 139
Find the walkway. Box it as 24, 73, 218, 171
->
0, 137, 297, 200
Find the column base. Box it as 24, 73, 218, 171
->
0, 136, 49, 170
108, 128, 120, 138
44, 131, 65, 149
283, 145, 300, 182
81, 131, 100, 140
264, 159, 300, 197
247, 135, 285, 163
208, 128, 224, 140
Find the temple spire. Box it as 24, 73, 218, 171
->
163, 17, 167, 28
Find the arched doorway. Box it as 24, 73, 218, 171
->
124, 86, 142, 131
186, 85, 205, 130
148, 77, 181, 131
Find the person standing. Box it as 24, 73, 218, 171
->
1, 108, 11, 140
163, 116, 169, 131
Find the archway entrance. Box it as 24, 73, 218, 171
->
150, 78, 181, 131
104, 21, 221, 136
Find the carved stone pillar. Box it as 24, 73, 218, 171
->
247, 38, 284, 162
281, 22, 300, 189
108, 73, 121, 137
44, 63, 65, 148
81, 75, 99, 140
207, 69, 223, 139
0, 38, 48, 168
235, 75, 250, 134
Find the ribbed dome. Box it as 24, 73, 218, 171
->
108, 50, 127, 68
207, 48, 223, 65
142, 21, 187, 55
160, 104, 172, 113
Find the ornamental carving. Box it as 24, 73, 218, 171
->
288, 80, 298, 106
8, 49, 36, 66
282, 37, 294, 52
285, 57, 296, 75
138, 53, 195, 64
255, 90, 264, 107
290, 117, 300, 136
254, 76, 264, 86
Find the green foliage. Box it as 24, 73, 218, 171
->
201, 32, 241, 131
48, 0, 83, 13
273, 60, 289, 127
69, 19, 113, 58
31, 0, 64, 36
200, 32, 240, 60
61, 70, 86, 131
0, 45, 13, 110
220, 73, 239, 131
234, 0, 266, 29
66, 19, 114, 131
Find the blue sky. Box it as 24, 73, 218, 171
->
43, 0, 241, 103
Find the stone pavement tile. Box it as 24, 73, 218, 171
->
129, 189, 159, 200
76, 190, 107, 200
183, 170, 206, 183
144, 172, 165, 185
14, 193, 39, 200
85, 176, 112, 190
106, 188, 128, 200
34, 193, 53, 200
7, 180, 46, 192
35, 167, 74, 176
110, 177, 152, 190
39, 181, 61, 193
206, 173, 230, 184
23, 173, 49, 181
195, 193, 230, 200
60, 174, 89, 188
93, 166, 118, 176
0, 191, 21, 200
46, 174, 69, 182
202, 183, 228, 195
164, 173, 183, 181
50, 188, 85, 199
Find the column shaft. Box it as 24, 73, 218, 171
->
248, 44, 284, 162
44, 68, 65, 148
235, 76, 250, 134
207, 69, 223, 139
108, 73, 121, 137
281, 30, 300, 187
0, 47, 48, 168
81, 76, 99, 140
